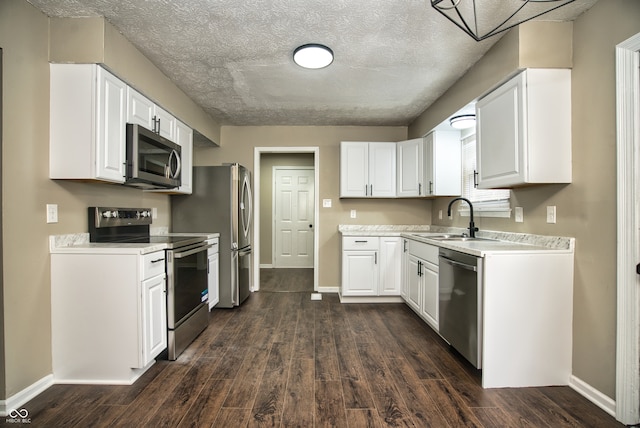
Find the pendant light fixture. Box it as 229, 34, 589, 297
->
293, 44, 334, 69
449, 114, 476, 129
431, 0, 576, 41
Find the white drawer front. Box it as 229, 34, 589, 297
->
207, 237, 219, 255
142, 251, 166, 280
409, 241, 439, 265
342, 236, 379, 251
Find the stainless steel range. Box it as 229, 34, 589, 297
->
89, 207, 211, 360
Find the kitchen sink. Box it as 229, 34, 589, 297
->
434, 237, 498, 242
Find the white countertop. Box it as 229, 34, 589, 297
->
339, 225, 574, 257
49, 231, 220, 255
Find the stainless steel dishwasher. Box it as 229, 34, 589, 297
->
438, 248, 483, 368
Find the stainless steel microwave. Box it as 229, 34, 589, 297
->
125, 123, 181, 189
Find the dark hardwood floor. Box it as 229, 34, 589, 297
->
16, 269, 622, 427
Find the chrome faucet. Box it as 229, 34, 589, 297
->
447, 197, 479, 238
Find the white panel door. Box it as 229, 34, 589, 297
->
96, 67, 127, 182
274, 167, 315, 267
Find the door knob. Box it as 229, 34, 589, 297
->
309, 224, 313, 228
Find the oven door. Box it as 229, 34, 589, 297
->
166, 242, 210, 329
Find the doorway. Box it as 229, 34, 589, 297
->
253, 147, 319, 293
615, 32, 640, 425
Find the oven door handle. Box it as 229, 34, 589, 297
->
174, 244, 212, 259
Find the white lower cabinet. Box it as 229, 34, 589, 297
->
403, 239, 439, 330
341, 236, 401, 298
51, 249, 167, 384
208, 237, 220, 309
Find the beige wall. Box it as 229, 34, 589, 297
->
410, 0, 640, 399
195, 126, 433, 288
259, 153, 315, 265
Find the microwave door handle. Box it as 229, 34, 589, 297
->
167, 149, 181, 179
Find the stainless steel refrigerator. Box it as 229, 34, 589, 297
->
171, 164, 252, 308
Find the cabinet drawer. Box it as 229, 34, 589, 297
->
342, 236, 379, 251
409, 241, 439, 265
142, 251, 166, 280
207, 237, 219, 255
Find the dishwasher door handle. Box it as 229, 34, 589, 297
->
439, 255, 477, 272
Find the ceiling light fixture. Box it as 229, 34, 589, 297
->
449, 114, 476, 129
293, 44, 334, 69
431, 0, 576, 42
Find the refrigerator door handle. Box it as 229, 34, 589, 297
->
241, 173, 253, 240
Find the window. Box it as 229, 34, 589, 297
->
460, 131, 511, 218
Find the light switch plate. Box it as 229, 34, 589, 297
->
322, 199, 332, 208
546, 206, 557, 224
515, 207, 523, 223
46, 204, 58, 223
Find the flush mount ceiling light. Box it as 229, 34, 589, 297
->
450, 114, 476, 129
431, 0, 576, 41
293, 44, 334, 69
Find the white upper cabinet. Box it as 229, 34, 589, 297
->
476, 68, 571, 188
50, 64, 127, 183
396, 132, 461, 197
174, 120, 193, 194
424, 130, 462, 196
397, 138, 423, 197
340, 142, 396, 197
126, 87, 177, 140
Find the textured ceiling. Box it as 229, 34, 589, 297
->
28, 0, 597, 126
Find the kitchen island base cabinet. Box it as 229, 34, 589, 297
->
481, 252, 574, 389
51, 251, 167, 384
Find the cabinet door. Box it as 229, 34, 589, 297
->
141, 274, 167, 366
397, 138, 423, 197
96, 67, 127, 182
476, 72, 524, 188
340, 142, 369, 197
175, 120, 193, 194
342, 250, 378, 296
420, 262, 439, 330
154, 105, 176, 140
425, 130, 462, 196
369, 143, 396, 197
208, 252, 219, 309
379, 237, 401, 295
127, 87, 155, 130
406, 254, 421, 311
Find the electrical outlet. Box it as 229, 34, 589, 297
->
152, 207, 158, 219
322, 199, 332, 208
515, 207, 524, 223
546, 206, 557, 224
438, 210, 443, 220
46, 204, 58, 223
350, 209, 357, 219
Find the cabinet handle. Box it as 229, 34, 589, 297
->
355, 240, 368, 243
375, 252, 377, 264
418, 183, 422, 195
403, 240, 407, 252
365, 184, 368, 196
473, 170, 479, 188
151, 258, 165, 264
370, 184, 373, 195
429, 181, 433, 194
417, 260, 421, 277
157, 117, 161, 133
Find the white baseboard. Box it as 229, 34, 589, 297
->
259, 264, 273, 268
0, 374, 54, 417
318, 286, 339, 293
569, 375, 616, 417
338, 294, 404, 304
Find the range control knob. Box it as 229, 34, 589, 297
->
102, 210, 115, 218
141, 210, 151, 218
